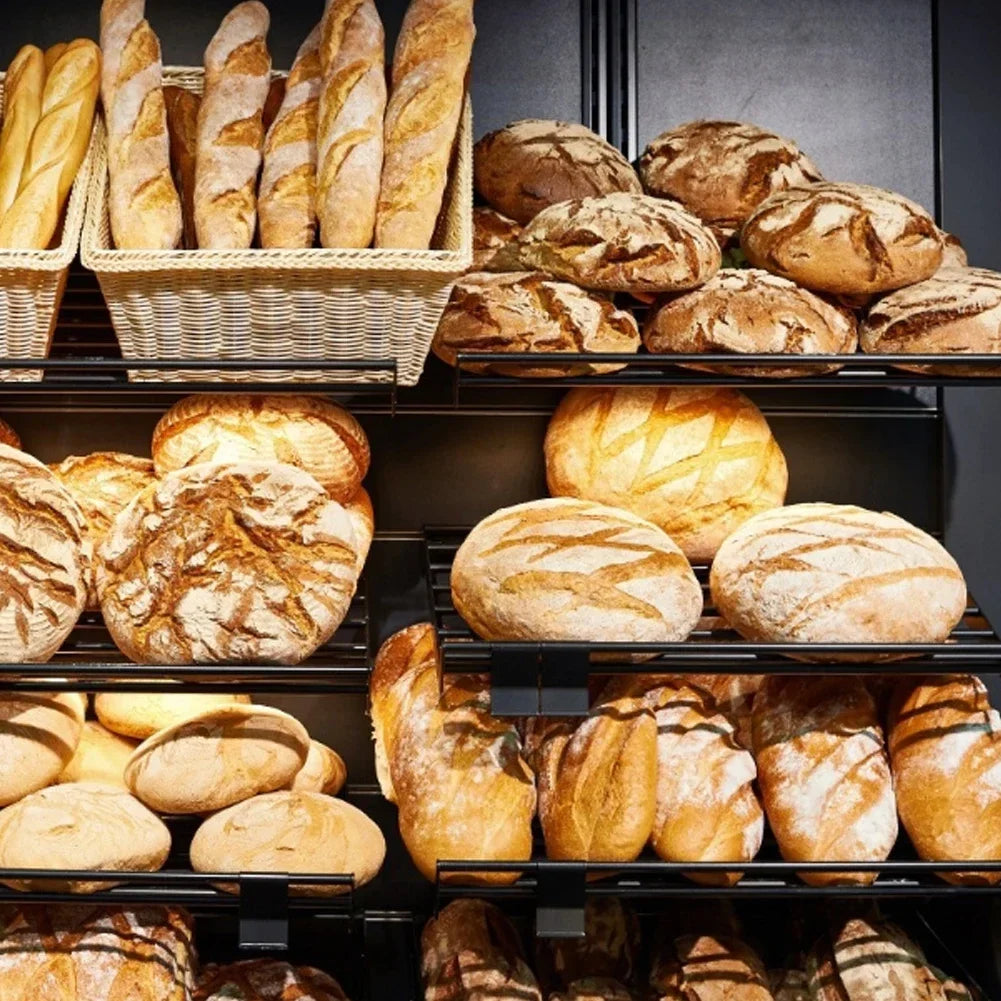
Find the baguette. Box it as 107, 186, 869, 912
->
0, 46, 45, 222
194, 1, 271, 249
100, 0, 181, 249
0, 39, 99, 249
163, 86, 200, 249
316, 0, 386, 248
259, 23, 321, 248
44, 43, 68, 73
375, 0, 474, 248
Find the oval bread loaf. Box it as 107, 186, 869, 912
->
709, 503, 967, 656
545, 386, 788, 562
452, 498, 703, 644
196, 960, 350, 1001
57, 719, 137, 788
94, 691, 252, 739
125, 704, 311, 813
288, 739, 347, 795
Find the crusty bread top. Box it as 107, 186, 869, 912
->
196, 960, 350, 1001
50, 452, 155, 539
472, 205, 522, 270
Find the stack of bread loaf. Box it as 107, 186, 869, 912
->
434, 113, 1001, 376
99, 0, 474, 251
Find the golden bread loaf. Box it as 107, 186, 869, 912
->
152, 393, 370, 502
98, 462, 359, 665
56, 719, 137, 788
289, 739, 347, 795
650, 931, 773, 1001
709, 503, 967, 656
125, 703, 311, 813
196, 960, 350, 1001
163, 85, 200, 248
344, 486, 374, 573
545, 386, 788, 562
472, 205, 522, 270
452, 498, 703, 644
752, 677, 897, 885
94, 691, 251, 739
0, 45, 45, 222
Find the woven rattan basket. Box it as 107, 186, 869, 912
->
81, 67, 473, 386
0, 72, 97, 382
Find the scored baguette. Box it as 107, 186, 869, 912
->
163, 85, 200, 249
0, 46, 45, 222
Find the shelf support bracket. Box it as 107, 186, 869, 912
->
536, 864, 587, 938
238, 872, 290, 951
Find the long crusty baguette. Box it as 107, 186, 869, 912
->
0, 46, 45, 222
44, 44, 68, 74
375, 0, 474, 249
259, 24, 321, 249
316, 0, 386, 249
163, 86, 200, 249
0, 39, 100, 250
100, 0, 181, 249
194, 1, 271, 249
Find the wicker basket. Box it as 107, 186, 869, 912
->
81, 67, 473, 386
0, 72, 97, 382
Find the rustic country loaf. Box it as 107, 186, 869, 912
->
710, 503, 967, 656
0, 781, 170, 892
642, 268, 858, 377
472, 205, 522, 270
752, 677, 898, 886
650, 931, 773, 1001
474, 119, 642, 225
152, 393, 370, 502
197, 960, 350, 1001
638, 120, 823, 243
289, 739, 347, 795
94, 691, 251, 739
888, 675, 1001, 885
432, 271, 641, 377
190, 789, 385, 895
124, 703, 311, 813
0, 905, 196, 1001
98, 462, 359, 665
57, 719, 137, 788
453, 498, 703, 644
741, 181, 943, 294
0, 444, 89, 662
545, 386, 788, 562
516, 192, 721, 293
0, 417, 20, 449
861, 267, 1001, 375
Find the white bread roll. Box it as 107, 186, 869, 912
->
288, 739, 347, 795
94, 691, 251, 739
57, 719, 137, 787
125, 704, 310, 813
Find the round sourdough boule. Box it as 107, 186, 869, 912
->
472, 206, 522, 271
474, 119, 642, 224
741, 181, 943, 294
0, 417, 20, 449
57, 719, 138, 788
545, 387, 788, 562
288, 740, 348, 795
98, 462, 359, 665
125, 704, 311, 814
0, 444, 89, 662
344, 486, 374, 574
196, 960, 350, 1001
710, 503, 967, 658
0, 781, 171, 892
861, 267, 1001, 375
49, 452, 156, 610
452, 498, 703, 644
432, 271, 641, 378
0, 692, 85, 805
190, 790, 386, 895
516, 193, 721, 293
642, 268, 858, 377
94, 692, 253, 739
152, 394, 370, 503
638, 120, 823, 243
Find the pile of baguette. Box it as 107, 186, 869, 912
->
100, 0, 474, 251
433, 115, 1001, 376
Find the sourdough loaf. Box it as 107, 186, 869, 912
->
289, 739, 347, 795
472, 206, 522, 271
545, 386, 787, 562
650, 932, 773, 1001
56, 719, 136, 788
94, 691, 251, 739
197, 960, 349, 1001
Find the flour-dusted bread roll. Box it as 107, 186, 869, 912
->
517, 192, 721, 293
50, 451, 156, 610
288, 739, 347, 795
125, 704, 310, 813
752, 677, 898, 885
642, 268, 858, 377
474, 119, 642, 225
545, 386, 788, 562
0, 692, 85, 805
57, 719, 137, 788
741, 181, 943, 294
710, 503, 967, 656
639, 120, 822, 243
152, 393, 370, 502
472, 205, 522, 271
453, 498, 703, 644
0, 905, 196, 1001
190, 790, 385, 895
432, 271, 641, 378
99, 462, 359, 665
861, 267, 1001, 375
344, 486, 373, 574
197, 960, 350, 1001
0, 781, 170, 892
0, 444, 89, 662
94, 691, 252, 739
651, 932, 773, 1001
888, 675, 1001, 885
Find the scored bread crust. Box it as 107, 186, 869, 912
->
651, 932, 774, 1001
740, 181, 942, 294
471, 205, 522, 271
516, 192, 721, 293
474, 119, 642, 225
195, 960, 350, 1001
